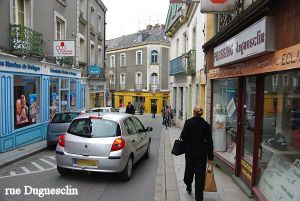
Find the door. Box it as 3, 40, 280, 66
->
239, 77, 256, 186
132, 116, 148, 155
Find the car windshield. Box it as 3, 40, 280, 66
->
52, 113, 79, 123
67, 118, 120, 138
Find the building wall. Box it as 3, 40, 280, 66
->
161, 47, 169, 90
0, 0, 10, 51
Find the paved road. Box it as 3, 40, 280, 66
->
0, 115, 163, 201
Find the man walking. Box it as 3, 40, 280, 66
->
125, 102, 135, 114
180, 106, 214, 201
151, 102, 157, 118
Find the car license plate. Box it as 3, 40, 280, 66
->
75, 159, 98, 167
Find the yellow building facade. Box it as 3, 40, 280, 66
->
113, 91, 170, 114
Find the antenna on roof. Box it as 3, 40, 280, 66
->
138, 18, 141, 31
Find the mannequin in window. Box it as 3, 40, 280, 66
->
214, 104, 227, 151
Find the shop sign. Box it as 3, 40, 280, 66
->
0, 58, 41, 74
241, 159, 252, 181
213, 17, 275, 67
258, 155, 300, 201
53, 41, 75, 57
209, 43, 300, 79
88, 65, 102, 75
41, 64, 81, 79
201, 0, 236, 13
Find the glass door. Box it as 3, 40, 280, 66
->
240, 77, 256, 185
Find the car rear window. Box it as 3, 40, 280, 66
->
67, 118, 120, 138
52, 113, 79, 123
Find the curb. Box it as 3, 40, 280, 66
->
154, 128, 180, 201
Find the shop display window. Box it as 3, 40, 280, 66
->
70, 80, 76, 111
212, 78, 238, 165
50, 78, 59, 119
14, 75, 40, 129
258, 71, 300, 201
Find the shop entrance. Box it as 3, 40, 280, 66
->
239, 77, 256, 187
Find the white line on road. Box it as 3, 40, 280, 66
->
10, 171, 16, 176
39, 158, 56, 168
31, 162, 45, 171
47, 156, 56, 160
20, 167, 31, 173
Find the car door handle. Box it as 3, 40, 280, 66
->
132, 139, 135, 143
141, 136, 145, 139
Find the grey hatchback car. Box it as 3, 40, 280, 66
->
56, 113, 152, 180
47, 112, 82, 148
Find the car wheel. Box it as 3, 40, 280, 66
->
121, 157, 133, 181
144, 142, 151, 159
57, 166, 71, 175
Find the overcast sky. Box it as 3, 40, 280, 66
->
102, 0, 170, 40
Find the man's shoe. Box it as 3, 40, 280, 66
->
186, 185, 192, 194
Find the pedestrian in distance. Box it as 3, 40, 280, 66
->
180, 106, 214, 201
163, 105, 170, 129
125, 102, 135, 115
151, 102, 157, 118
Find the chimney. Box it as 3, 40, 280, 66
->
153, 23, 160, 29
146, 24, 153, 30
137, 30, 143, 42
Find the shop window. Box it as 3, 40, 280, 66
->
212, 78, 238, 165
50, 78, 59, 119
258, 70, 300, 201
14, 75, 40, 129
70, 80, 77, 111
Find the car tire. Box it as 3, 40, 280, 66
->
144, 142, 151, 159
121, 157, 133, 181
57, 166, 71, 175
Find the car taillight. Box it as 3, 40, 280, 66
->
111, 137, 125, 152
58, 135, 65, 147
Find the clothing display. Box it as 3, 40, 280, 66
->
214, 114, 227, 151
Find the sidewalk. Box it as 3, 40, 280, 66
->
155, 126, 256, 201
0, 140, 47, 168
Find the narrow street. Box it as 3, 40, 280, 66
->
0, 116, 162, 201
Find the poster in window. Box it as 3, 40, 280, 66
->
29, 94, 37, 123
50, 93, 58, 110
70, 93, 76, 106
15, 95, 29, 126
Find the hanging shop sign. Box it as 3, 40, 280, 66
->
41, 64, 81, 79
53, 40, 75, 57
201, 0, 236, 13
213, 17, 275, 67
88, 65, 102, 75
209, 43, 300, 79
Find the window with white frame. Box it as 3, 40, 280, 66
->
79, 0, 87, 19
151, 50, 158, 64
135, 72, 142, 90
109, 74, 115, 84
12, 0, 32, 27
97, 13, 102, 33
91, 6, 95, 29
79, 37, 86, 63
90, 43, 95, 64
150, 73, 158, 85
136, 51, 142, 65
110, 55, 115, 68
120, 73, 126, 90
98, 47, 102, 67
56, 17, 65, 40
120, 53, 126, 67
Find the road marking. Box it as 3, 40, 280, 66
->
10, 171, 16, 176
47, 156, 56, 160
31, 162, 45, 171
20, 167, 31, 173
39, 158, 56, 168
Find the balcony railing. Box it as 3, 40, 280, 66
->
135, 84, 142, 91
169, 55, 187, 76
119, 84, 126, 90
10, 24, 43, 57
150, 84, 159, 91
187, 50, 196, 75
109, 84, 115, 91
56, 57, 73, 66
